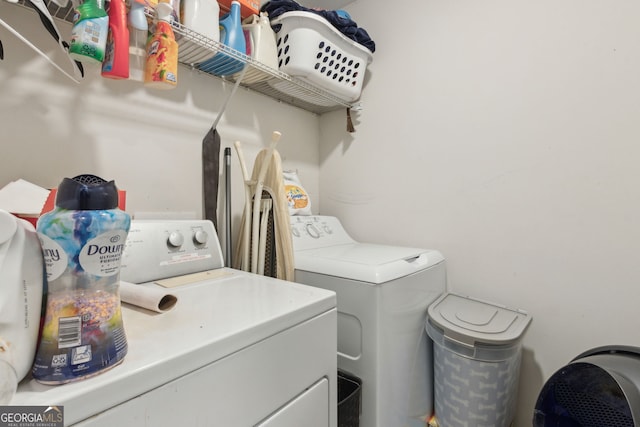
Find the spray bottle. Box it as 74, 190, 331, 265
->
69, 0, 109, 64
32, 175, 130, 384
101, 0, 129, 79
128, 0, 148, 82
144, 0, 178, 89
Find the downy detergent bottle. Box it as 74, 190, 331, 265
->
32, 175, 130, 384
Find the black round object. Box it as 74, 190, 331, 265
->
55, 174, 120, 210
533, 346, 640, 427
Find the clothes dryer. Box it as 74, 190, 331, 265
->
13, 220, 337, 427
291, 216, 446, 427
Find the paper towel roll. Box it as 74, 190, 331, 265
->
119, 281, 177, 313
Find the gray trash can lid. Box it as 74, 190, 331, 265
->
427, 292, 532, 347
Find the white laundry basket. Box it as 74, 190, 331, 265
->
426, 293, 532, 427
269, 11, 373, 102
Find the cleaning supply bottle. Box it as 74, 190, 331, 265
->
180, 0, 219, 62
219, 1, 245, 54
128, 0, 148, 81
197, 0, 245, 76
144, 0, 178, 89
0, 211, 43, 404
239, 12, 277, 82
101, 0, 129, 79
168, 0, 180, 24
68, 0, 109, 64
180, 0, 219, 42
32, 175, 131, 385
229, 12, 277, 82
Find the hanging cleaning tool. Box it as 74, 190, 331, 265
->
145, 0, 178, 89
197, 0, 246, 77
128, 0, 148, 82
68, 0, 109, 64
201, 66, 248, 256
101, 0, 129, 79
202, 126, 221, 233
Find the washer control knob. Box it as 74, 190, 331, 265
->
306, 224, 320, 239
291, 227, 300, 237
323, 225, 332, 234
167, 231, 184, 248
193, 229, 208, 245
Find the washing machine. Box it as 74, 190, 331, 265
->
12, 219, 337, 427
290, 215, 447, 427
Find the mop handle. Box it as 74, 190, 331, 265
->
224, 148, 232, 268
234, 140, 252, 271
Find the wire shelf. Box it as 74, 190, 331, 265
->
13, 0, 357, 114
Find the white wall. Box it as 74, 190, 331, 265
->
321, 0, 640, 424
6, 0, 640, 424
0, 2, 320, 259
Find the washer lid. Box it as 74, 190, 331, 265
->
427, 292, 531, 347
294, 244, 444, 284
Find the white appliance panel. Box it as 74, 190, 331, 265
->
120, 219, 224, 284
14, 219, 338, 427
291, 216, 444, 283
72, 311, 335, 427
291, 215, 447, 427
257, 379, 329, 427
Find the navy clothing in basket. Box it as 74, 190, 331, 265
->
261, 0, 376, 53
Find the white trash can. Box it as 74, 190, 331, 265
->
426, 293, 532, 427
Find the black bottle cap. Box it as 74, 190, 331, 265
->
55, 174, 120, 210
